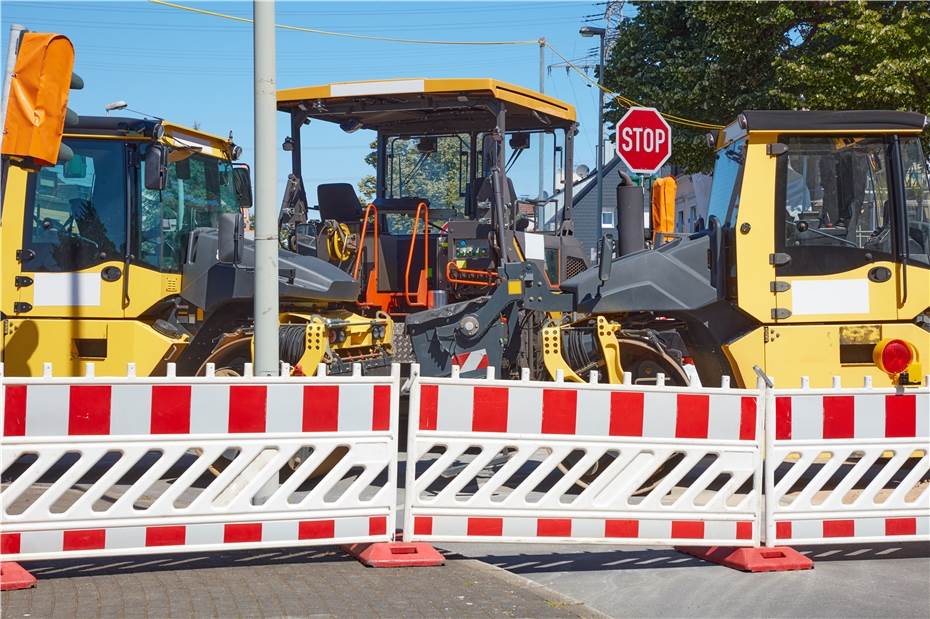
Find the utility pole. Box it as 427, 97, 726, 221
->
537, 37, 545, 201
580, 26, 607, 226
253, 0, 279, 376
1, 24, 27, 154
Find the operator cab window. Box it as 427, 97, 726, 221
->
22, 138, 127, 272
901, 137, 930, 266
775, 136, 904, 276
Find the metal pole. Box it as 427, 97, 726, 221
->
537, 37, 545, 200
1, 24, 27, 154
595, 32, 605, 222
253, 0, 279, 376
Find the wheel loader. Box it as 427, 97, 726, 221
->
549, 111, 930, 389
1, 31, 391, 377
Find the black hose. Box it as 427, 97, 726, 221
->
279, 325, 307, 365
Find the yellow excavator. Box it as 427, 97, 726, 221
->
1, 30, 391, 377
547, 111, 929, 388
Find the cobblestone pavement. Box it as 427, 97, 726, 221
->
1, 547, 604, 618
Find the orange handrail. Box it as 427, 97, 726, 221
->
445, 261, 497, 287
353, 203, 379, 300
404, 201, 429, 307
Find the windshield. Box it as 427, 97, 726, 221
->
900, 137, 930, 265
386, 134, 469, 233
140, 149, 238, 271
22, 138, 126, 272
707, 139, 745, 225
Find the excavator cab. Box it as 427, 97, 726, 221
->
276, 79, 589, 320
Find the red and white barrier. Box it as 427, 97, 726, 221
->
404, 367, 763, 546
765, 377, 930, 546
1, 363, 401, 561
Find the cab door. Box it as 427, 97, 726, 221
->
13, 137, 129, 320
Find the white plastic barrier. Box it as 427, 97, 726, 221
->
1, 363, 400, 560
404, 367, 763, 546
765, 376, 930, 546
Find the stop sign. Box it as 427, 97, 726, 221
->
615, 107, 672, 175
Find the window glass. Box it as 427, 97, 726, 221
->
781, 137, 891, 256
900, 137, 930, 266
23, 139, 126, 272
707, 139, 745, 225
139, 150, 239, 271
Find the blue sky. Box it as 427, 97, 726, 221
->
2, 0, 620, 204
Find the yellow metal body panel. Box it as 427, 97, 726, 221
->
277, 78, 576, 123
2, 318, 184, 377
721, 327, 766, 389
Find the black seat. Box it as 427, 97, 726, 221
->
317, 183, 364, 223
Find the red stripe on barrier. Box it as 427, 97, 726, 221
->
467, 517, 503, 536
739, 397, 757, 441
419, 385, 438, 431
298, 520, 335, 540
885, 517, 917, 536
3, 385, 27, 437
736, 521, 753, 540
775, 397, 792, 440
63, 529, 106, 551
609, 392, 644, 437
776, 521, 792, 540
224, 523, 262, 543
675, 395, 709, 439
472, 387, 508, 433
229, 386, 267, 433
0, 533, 21, 554
822, 396, 854, 439
68, 385, 111, 435
150, 386, 191, 434
368, 516, 388, 536
537, 518, 572, 537
823, 519, 854, 538
671, 520, 704, 539
605, 519, 639, 538
302, 385, 340, 432
885, 394, 916, 438
541, 390, 577, 435
372, 385, 391, 431
413, 516, 433, 536
145, 525, 186, 547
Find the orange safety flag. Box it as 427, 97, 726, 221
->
1, 33, 75, 167
650, 176, 677, 242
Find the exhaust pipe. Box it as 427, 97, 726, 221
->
617, 172, 645, 257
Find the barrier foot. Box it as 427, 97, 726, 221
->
675, 546, 813, 573
1, 562, 37, 591
343, 542, 445, 568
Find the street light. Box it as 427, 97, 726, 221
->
580, 25, 607, 228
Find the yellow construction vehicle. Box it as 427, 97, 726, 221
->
1, 32, 391, 377
549, 111, 929, 388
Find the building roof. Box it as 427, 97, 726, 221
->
277, 78, 576, 133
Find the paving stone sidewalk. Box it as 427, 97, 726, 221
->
1, 547, 604, 618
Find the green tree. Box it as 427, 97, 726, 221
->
604, 1, 930, 173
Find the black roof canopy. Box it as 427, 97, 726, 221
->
742, 110, 927, 133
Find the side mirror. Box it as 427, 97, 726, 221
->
598, 235, 614, 282
144, 144, 168, 190
509, 132, 531, 150
233, 163, 253, 208
218, 212, 243, 264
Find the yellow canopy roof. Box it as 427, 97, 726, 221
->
277, 78, 576, 132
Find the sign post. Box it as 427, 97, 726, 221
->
615, 107, 672, 176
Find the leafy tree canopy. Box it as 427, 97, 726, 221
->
603, 1, 930, 173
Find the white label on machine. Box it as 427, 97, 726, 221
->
522, 233, 545, 260
790, 279, 869, 315
33, 272, 101, 307
330, 79, 425, 97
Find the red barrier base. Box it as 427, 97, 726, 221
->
676, 546, 813, 572
343, 542, 445, 568
1, 562, 37, 591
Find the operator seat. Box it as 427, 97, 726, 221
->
317, 183, 365, 223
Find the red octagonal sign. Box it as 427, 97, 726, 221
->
615, 107, 672, 175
